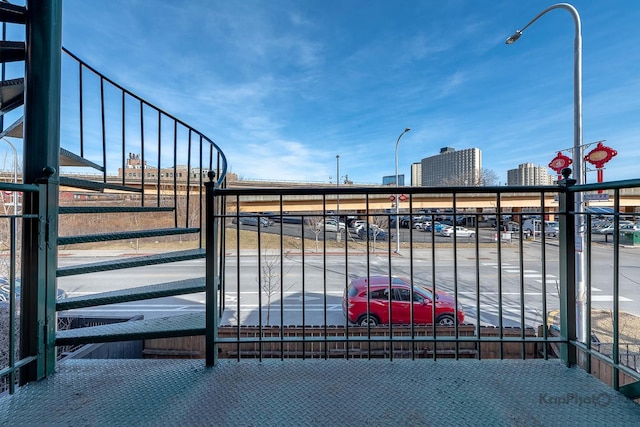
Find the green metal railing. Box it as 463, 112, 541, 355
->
207, 183, 568, 359
0, 182, 45, 394
61, 46, 227, 213
567, 178, 640, 397
204, 175, 640, 398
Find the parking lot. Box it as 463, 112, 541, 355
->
231, 217, 549, 245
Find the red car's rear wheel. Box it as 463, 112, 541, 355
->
358, 314, 379, 326
436, 314, 455, 326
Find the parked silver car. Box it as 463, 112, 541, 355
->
237, 214, 270, 227
439, 226, 475, 238
322, 219, 346, 232
544, 221, 559, 237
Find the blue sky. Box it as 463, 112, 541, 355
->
5, 1, 640, 185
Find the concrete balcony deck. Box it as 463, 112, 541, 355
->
1, 358, 639, 426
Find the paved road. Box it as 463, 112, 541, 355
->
58, 241, 639, 330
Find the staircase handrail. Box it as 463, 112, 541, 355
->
61, 46, 227, 187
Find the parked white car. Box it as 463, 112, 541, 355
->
593, 221, 634, 235
322, 219, 346, 232
544, 221, 559, 237
620, 224, 640, 232
523, 219, 560, 237
415, 221, 431, 230
350, 220, 367, 232
439, 226, 475, 238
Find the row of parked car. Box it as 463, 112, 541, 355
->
233, 212, 305, 227
398, 214, 467, 228
232, 214, 393, 241
346, 220, 389, 240
399, 218, 476, 238
592, 220, 640, 235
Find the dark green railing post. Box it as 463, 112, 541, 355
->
558, 168, 577, 367
40, 168, 59, 373
20, 0, 62, 383
205, 172, 219, 366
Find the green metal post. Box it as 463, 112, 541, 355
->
205, 172, 219, 366
20, 0, 62, 383
558, 170, 577, 367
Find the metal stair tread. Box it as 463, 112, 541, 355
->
0, 40, 26, 63
60, 206, 175, 214
0, 77, 24, 114
55, 312, 205, 346
57, 277, 206, 311
58, 227, 200, 245
0, 2, 26, 24
619, 380, 640, 400
0, 122, 111, 168
0, 115, 22, 139
59, 176, 142, 193
56, 248, 206, 277
60, 147, 105, 170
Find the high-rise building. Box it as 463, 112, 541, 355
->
411, 162, 422, 186
507, 163, 555, 186
420, 147, 481, 186
382, 174, 404, 186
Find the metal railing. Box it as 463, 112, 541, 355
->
60, 47, 227, 223
207, 184, 565, 359
568, 178, 640, 391
0, 182, 44, 395
205, 177, 640, 393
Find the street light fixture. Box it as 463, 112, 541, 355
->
506, 3, 587, 345
395, 128, 411, 253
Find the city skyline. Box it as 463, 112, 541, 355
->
1, 1, 638, 186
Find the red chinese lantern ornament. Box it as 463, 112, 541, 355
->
584, 142, 617, 192
548, 152, 573, 181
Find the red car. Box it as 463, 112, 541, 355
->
342, 276, 464, 326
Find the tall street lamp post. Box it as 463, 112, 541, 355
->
395, 128, 410, 253
506, 3, 586, 345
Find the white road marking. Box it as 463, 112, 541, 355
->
591, 295, 632, 302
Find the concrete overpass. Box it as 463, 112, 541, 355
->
220, 181, 640, 215
4, 172, 634, 215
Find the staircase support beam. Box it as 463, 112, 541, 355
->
205, 174, 219, 366
21, 0, 62, 384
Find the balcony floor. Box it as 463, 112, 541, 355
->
1, 358, 639, 426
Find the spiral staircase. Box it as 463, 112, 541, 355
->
0, 1, 226, 357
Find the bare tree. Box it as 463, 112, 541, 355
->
439, 168, 500, 187
259, 248, 289, 325
361, 215, 389, 253
373, 215, 389, 230
305, 216, 324, 253
479, 168, 500, 186
373, 216, 389, 248
129, 212, 142, 253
